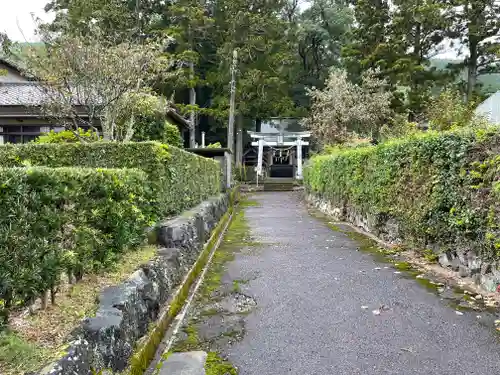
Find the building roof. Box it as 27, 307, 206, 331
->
0, 57, 191, 128
0, 82, 47, 105
475, 91, 500, 124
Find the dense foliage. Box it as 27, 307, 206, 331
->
0, 142, 220, 218
0, 167, 149, 326
305, 128, 500, 261
304, 69, 394, 143
35, 129, 100, 143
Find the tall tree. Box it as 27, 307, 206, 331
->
447, 0, 500, 101
210, 0, 298, 130
160, 0, 214, 147
342, 0, 392, 80
44, 0, 142, 40
293, 0, 353, 107
390, 0, 449, 117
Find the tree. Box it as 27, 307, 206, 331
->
210, 0, 299, 129
43, 0, 163, 41
446, 0, 500, 101
22, 28, 162, 141
390, 0, 450, 117
425, 89, 480, 130
297, 0, 353, 86
342, 0, 392, 79
160, 0, 214, 147
304, 68, 394, 144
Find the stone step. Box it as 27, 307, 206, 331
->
158, 351, 207, 375
263, 183, 295, 192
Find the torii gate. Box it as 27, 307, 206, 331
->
248, 131, 311, 181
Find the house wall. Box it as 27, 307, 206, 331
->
0, 63, 28, 83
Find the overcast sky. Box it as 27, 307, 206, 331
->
1, 0, 53, 42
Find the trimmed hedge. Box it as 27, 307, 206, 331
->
0, 142, 221, 219
0, 167, 149, 325
305, 128, 500, 261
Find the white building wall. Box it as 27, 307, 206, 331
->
475, 91, 500, 125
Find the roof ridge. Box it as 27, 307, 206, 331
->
0, 82, 40, 86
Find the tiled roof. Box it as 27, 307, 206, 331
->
0, 82, 46, 105
0, 82, 93, 106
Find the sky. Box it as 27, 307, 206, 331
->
1, 0, 54, 42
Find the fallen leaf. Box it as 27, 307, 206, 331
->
374, 267, 381, 271
475, 295, 483, 300
380, 304, 390, 311
361, 306, 369, 310
372, 309, 381, 316
455, 311, 464, 316
400, 347, 414, 353
416, 275, 424, 279
394, 271, 402, 274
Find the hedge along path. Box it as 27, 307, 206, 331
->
0, 167, 149, 328
0, 142, 221, 220
304, 127, 500, 268
0, 143, 221, 361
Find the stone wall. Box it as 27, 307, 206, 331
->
307, 193, 500, 293
33, 193, 230, 375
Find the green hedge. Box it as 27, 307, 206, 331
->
0, 167, 149, 325
0, 142, 221, 219
305, 128, 500, 261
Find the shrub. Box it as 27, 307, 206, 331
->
206, 142, 222, 148
162, 122, 183, 148
0, 167, 149, 327
0, 142, 220, 219
303, 68, 394, 144
35, 129, 100, 144
304, 127, 500, 262
425, 89, 479, 131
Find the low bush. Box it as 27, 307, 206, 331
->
0, 142, 220, 219
35, 129, 100, 144
0, 167, 149, 327
133, 119, 184, 148
304, 127, 500, 261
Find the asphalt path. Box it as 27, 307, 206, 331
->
224, 192, 500, 375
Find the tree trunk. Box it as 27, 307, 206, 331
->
189, 86, 196, 148
189, 59, 197, 148
255, 118, 262, 133
467, 40, 478, 102
236, 115, 243, 166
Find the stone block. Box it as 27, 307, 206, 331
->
158, 351, 207, 375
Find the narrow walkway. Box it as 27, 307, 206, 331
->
222, 192, 500, 374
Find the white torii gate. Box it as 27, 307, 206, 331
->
248, 131, 311, 181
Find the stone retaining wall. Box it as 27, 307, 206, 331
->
307, 193, 500, 293
33, 193, 230, 375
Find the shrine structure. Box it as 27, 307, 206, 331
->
247, 118, 310, 181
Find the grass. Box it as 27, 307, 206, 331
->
205, 352, 237, 375
0, 245, 158, 375
199, 206, 259, 302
